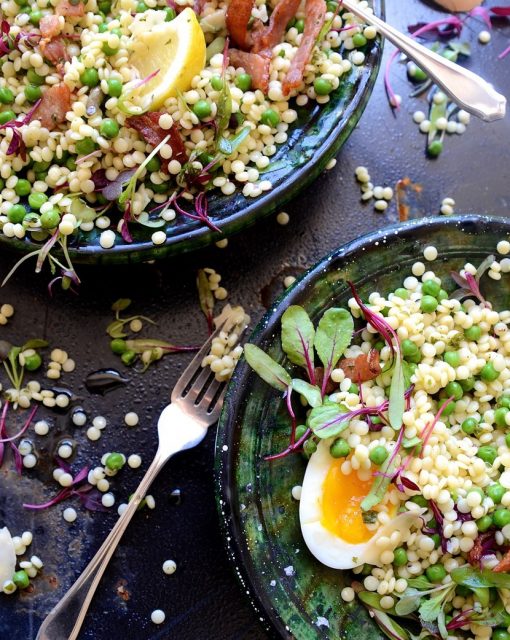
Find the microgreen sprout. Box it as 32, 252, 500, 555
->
117, 69, 160, 116
450, 254, 494, 307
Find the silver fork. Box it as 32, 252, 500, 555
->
36, 311, 242, 640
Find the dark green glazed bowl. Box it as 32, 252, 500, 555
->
215, 215, 510, 639
0, 2, 382, 265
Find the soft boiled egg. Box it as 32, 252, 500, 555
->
299, 440, 422, 570
0, 527, 16, 585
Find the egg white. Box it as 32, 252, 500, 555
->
299, 439, 422, 570
0, 527, 16, 585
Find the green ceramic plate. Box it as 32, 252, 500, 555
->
0, 2, 382, 265
215, 215, 510, 639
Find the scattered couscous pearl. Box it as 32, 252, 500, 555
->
214, 287, 228, 301
341, 587, 355, 602
151, 610, 165, 625
1, 304, 14, 318
497, 240, 510, 255
128, 454, 142, 469
433, 91, 447, 104
411, 262, 425, 277
87, 426, 101, 441
374, 200, 388, 212
440, 204, 454, 216
162, 560, 177, 575
325, 158, 337, 171
419, 120, 431, 133
34, 421, 49, 436
93, 416, 107, 430
124, 412, 139, 427
101, 493, 115, 508
63, 508, 77, 523
291, 485, 302, 500
58, 444, 73, 459
215, 239, 228, 249
151, 231, 167, 246
146, 495, 156, 509
99, 230, 116, 250
413, 111, 426, 124
423, 246, 438, 261
284, 276, 296, 288
351, 51, 365, 65
478, 30, 491, 44
59, 473, 74, 487
23, 454, 37, 469
390, 94, 402, 108
458, 110, 470, 125
72, 411, 87, 427
130, 318, 143, 333
97, 478, 110, 492
277, 211, 290, 225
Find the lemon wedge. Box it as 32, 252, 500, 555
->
129, 8, 206, 110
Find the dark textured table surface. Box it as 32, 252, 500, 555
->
1, 1, 509, 639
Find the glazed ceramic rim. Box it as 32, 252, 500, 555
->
214, 214, 510, 639
0, 0, 383, 265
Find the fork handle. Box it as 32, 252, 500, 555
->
342, 0, 506, 122
36, 449, 168, 640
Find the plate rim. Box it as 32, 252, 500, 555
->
0, 0, 383, 265
214, 213, 510, 639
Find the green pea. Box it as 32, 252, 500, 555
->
66, 157, 77, 171
460, 377, 475, 392
107, 78, 123, 97
314, 77, 333, 96
481, 362, 500, 382
29, 9, 42, 24
421, 295, 438, 313
121, 349, 137, 365
136, 1, 147, 10
13, 570, 30, 589
192, 100, 212, 119
295, 425, 307, 440
211, 75, 224, 91
441, 48, 458, 62
0, 87, 14, 104
15, 179, 31, 197
33, 160, 51, 173
465, 325, 482, 341
437, 289, 448, 302
326, 0, 337, 10
443, 351, 460, 367
80, 68, 100, 87
28, 192, 48, 211
441, 400, 456, 416
110, 338, 127, 355
477, 514, 494, 533
235, 73, 252, 91
499, 395, 510, 409
14, 0, 28, 6
425, 564, 446, 583
408, 64, 428, 82
330, 437, 350, 458
374, 340, 385, 351
198, 152, 214, 166
371, 416, 382, 425
150, 182, 168, 194
393, 547, 408, 567
100, 118, 119, 139
505, 433, 510, 448
24, 352, 42, 371
0, 178, 4, 191
146, 156, 161, 173
487, 483, 505, 504
40, 208, 61, 229
98, 0, 111, 12
394, 288, 409, 300
24, 84, 42, 102
75, 138, 96, 155
7, 204, 27, 224
98, 22, 109, 32
444, 381, 463, 401
303, 438, 317, 458
0, 110, 15, 125
352, 33, 367, 47
477, 445, 497, 465
401, 339, 418, 358
427, 140, 443, 158
493, 630, 510, 640
369, 445, 388, 465
295, 18, 305, 33
348, 383, 359, 394
260, 108, 280, 128
493, 508, 510, 528
102, 41, 119, 56
164, 6, 176, 20
410, 495, 428, 508
407, 350, 422, 364
495, 407, 509, 428
461, 417, 478, 435
27, 69, 45, 86
105, 452, 125, 470
430, 533, 441, 549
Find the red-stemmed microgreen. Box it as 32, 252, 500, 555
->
0, 98, 41, 161
117, 69, 160, 116
281, 305, 317, 385
0, 404, 37, 444
173, 192, 221, 233
0, 402, 38, 475
420, 395, 454, 454
450, 254, 494, 307
0, 20, 40, 55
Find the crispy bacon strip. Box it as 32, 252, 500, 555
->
226, 0, 255, 50
40, 38, 69, 65
37, 84, 71, 130
282, 0, 326, 96
56, 0, 85, 17
126, 113, 187, 171
229, 49, 270, 92
251, 0, 301, 54
338, 349, 381, 383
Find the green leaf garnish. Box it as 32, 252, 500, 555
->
307, 403, 350, 439
281, 306, 315, 379
244, 344, 291, 392
314, 307, 353, 374
291, 379, 322, 408
388, 350, 405, 430
217, 126, 251, 156
361, 457, 397, 511
112, 298, 132, 313
452, 565, 510, 590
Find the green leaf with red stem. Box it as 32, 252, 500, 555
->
244, 343, 291, 392
281, 306, 316, 383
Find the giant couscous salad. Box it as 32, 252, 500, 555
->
0, 0, 376, 274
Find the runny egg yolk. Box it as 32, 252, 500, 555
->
320, 460, 375, 544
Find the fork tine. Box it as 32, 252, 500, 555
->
202, 383, 228, 422
171, 312, 236, 402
